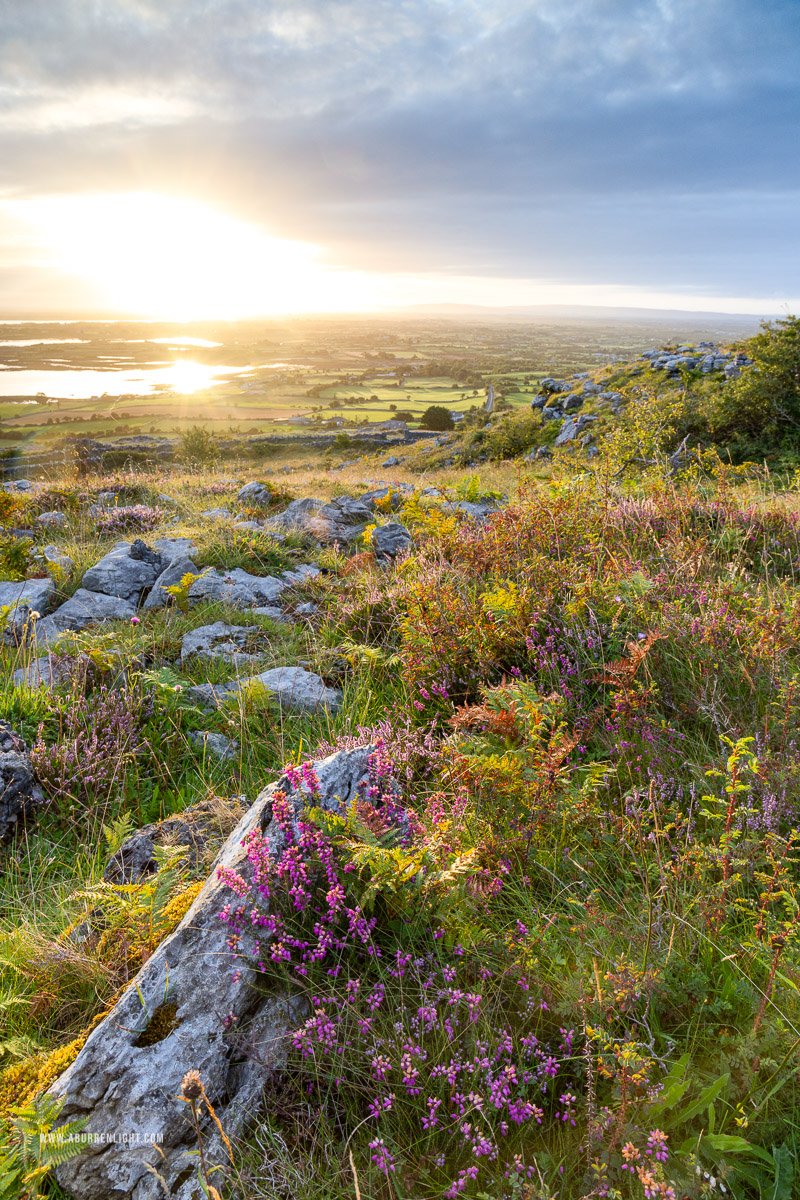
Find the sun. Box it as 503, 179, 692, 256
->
9, 192, 373, 319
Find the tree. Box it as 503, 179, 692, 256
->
705, 316, 800, 455
420, 405, 455, 431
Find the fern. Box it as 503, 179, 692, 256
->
0, 1093, 89, 1200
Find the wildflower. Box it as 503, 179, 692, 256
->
180, 1070, 203, 1102
646, 1128, 669, 1162
131, 616, 141, 625
369, 1137, 396, 1174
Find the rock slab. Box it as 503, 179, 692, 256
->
52, 746, 375, 1200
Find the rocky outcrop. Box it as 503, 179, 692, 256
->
51, 747, 375, 1200
33, 589, 137, 645
0, 721, 45, 841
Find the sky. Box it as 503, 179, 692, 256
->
0, 0, 799, 318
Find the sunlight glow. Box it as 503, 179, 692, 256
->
5, 193, 375, 319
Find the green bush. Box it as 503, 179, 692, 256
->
419, 405, 454, 431
179, 425, 219, 467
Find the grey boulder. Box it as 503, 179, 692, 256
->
372, 522, 413, 559
51, 747, 375, 1200
81, 541, 162, 602
36, 510, 68, 529
180, 622, 260, 666
188, 731, 238, 762
190, 666, 341, 714
0, 577, 54, 638
142, 555, 199, 611
33, 589, 137, 644
188, 568, 287, 609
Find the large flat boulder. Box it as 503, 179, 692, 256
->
180, 621, 260, 666
33, 589, 137, 645
187, 564, 319, 610
190, 665, 341, 714
51, 747, 375, 1200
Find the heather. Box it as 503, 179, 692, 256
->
1, 395, 800, 1197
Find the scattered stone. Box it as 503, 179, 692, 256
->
153, 537, 198, 562
180, 622, 260, 666
36, 511, 68, 529
381, 455, 403, 467
33, 589, 137, 645
157, 494, 178, 506
360, 486, 406, 511
144, 554, 200, 610
188, 731, 238, 762
200, 507, 233, 520
81, 541, 162, 602
190, 665, 342, 714
0, 721, 44, 841
442, 500, 502, 520
96, 491, 120, 506
103, 798, 244, 885
251, 605, 289, 622
188, 568, 287, 609
0, 577, 55, 639
51, 746, 374, 1200
12, 654, 69, 689
3, 479, 36, 492
37, 544, 75, 577
237, 481, 276, 507
372, 522, 413, 560
293, 601, 317, 616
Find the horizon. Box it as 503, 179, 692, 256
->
1, 1, 799, 318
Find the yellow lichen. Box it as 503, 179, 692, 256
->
157, 880, 204, 932
0, 1003, 114, 1118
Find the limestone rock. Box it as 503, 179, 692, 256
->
142, 555, 199, 611
36, 510, 68, 529
237, 481, 275, 507
188, 731, 238, 761
37, 544, 75, 578
251, 605, 289, 622
372, 522, 413, 559
190, 665, 341, 714
51, 747, 375, 1200
153, 537, 198, 562
180, 622, 260, 666
0, 577, 54, 638
0, 721, 44, 841
318, 496, 373, 526
200, 507, 233, 520
33, 589, 137, 645
81, 541, 162, 602
188, 568, 287, 609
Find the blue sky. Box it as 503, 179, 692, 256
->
1, 0, 798, 315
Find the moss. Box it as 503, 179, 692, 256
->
134, 1001, 179, 1047
158, 880, 204, 931
0, 1003, 113, 1118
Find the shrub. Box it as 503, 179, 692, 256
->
179, 425, 219, 467
420, 405, 455, 431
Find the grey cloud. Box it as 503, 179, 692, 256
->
0, 0, 798, 300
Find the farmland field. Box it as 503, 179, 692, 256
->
0, 312, 757, 448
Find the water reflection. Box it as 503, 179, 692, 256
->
0, 359, 247, 398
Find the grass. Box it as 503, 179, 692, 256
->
2, 331, 800, 1197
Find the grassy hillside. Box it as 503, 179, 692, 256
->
0, 325, 799, 1198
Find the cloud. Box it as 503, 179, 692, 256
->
1, 0, 798, 307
